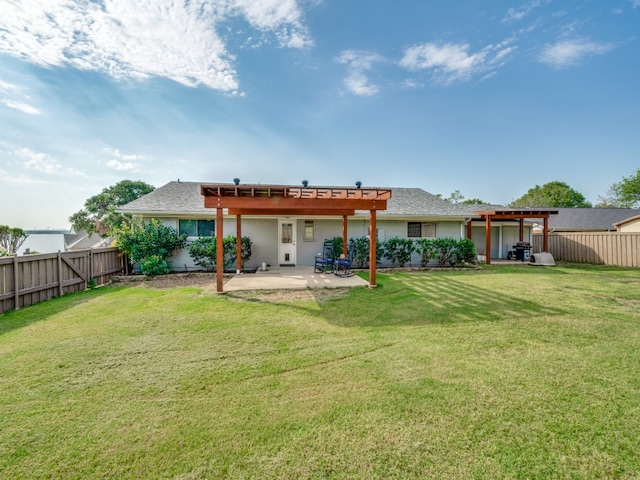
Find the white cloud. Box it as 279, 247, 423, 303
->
633, 0, 640, 9
15, 147, 84, 176
0, 0, 312, 94
106, 159, 139, 172
539, 39, 613, 68
103, 147, 144, 172
503, 1, 542, 23
399, 41, 516, 85
1, 99, 41, 115
334, 50, 382, 96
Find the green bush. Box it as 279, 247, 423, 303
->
114, 219, 187, 277
382, 237, 415, 267
348, 237, 369, 268
187, 235, 252, 271
414, 238, 438, 267
452, 238, 476, 265
140, 255, 173, 276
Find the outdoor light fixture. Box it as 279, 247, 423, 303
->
233, 178, 240, 185
355, 181, 362, 189
302, 180, 309, 187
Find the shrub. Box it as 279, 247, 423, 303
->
114, 219, 187, 277
187, 235, 252, 271
382, 237, 415, 267
348, 237, 370, 268
452, 238, 476, 265
414, 238, 438, 267
140, 255, 173, 277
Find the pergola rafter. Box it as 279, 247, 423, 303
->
201, 184, 391, 292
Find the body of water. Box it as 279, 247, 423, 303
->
17, 231, 68, 255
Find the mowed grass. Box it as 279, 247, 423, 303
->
1, 265, 639, 479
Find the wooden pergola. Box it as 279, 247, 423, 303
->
470, 209, 559, 265
201, 184, 391, 292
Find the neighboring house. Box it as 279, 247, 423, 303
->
118, 181, 531, 269
64, 232, 114, 250
532, 208, 640, 233
614, 215, 640, 233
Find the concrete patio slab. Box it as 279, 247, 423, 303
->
224, 266, 368, 291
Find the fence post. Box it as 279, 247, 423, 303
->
89, 249, 94, 287
57, 251, 63, 297
13, 254, 19, 311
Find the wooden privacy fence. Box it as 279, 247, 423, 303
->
533, 232, 640, 267
0, 248, 124, 315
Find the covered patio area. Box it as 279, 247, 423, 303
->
224, 266, 368, 291
201, 183, 391, 292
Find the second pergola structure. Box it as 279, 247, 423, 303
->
470, 209, 559, 265
201, 184, 391, 292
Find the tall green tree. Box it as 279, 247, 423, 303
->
69, 180, 155, 236
442, 190, 488, 205
597, 169, 640, 208
509, 181, 592, 208
0, 225, 28, 255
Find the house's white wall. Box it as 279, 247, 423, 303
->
471, 223, 532, 259
617, 218, 640, 232
143, 215, 472, 270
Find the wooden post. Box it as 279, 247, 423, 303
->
543, 216, 549, 252
89, 249, 94, 287
466, 219, 472, 239
519, 218, 524, 242
236, 215, 242, 274
216, 208, 224, 293
13, 254, 19, 310
57, 251, 64, 296
485, 216, 492, 265
369, 210, 377, 288
342, 215, 348, 258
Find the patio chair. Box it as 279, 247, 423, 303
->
333, 251, 354, 277
314, 239, 335, 273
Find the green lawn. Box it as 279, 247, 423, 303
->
1, 265, 639, 479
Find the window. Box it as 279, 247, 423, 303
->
303, 220, 315, 240
179, 219, 215, 237
408, 221, 436, 238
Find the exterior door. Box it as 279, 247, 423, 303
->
278, 219, 296, 266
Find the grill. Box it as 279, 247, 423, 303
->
507, 241, 531, 261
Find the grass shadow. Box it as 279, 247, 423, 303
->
0, 285, 124, 337
319, 271, 566, 327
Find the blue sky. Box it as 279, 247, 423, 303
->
1, 0, 639, 229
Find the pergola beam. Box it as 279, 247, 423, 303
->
205, 196, 386, 211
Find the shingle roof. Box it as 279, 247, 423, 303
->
118, 181, 209, 215
547, 208, 640, 231
118, 181, 498, 218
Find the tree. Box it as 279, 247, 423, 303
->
597, 169, 640, 208
509, 181, 592, 208
442, 190, 488, 205
69, 180, 155, 236
0, 225, 28, 255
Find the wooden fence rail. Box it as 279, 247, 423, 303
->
533, 232, 640, 268
0, 248, 124, 315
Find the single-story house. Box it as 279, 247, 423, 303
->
64, 231, 114, 250
532, 208, 640, 233
614, 215, 640, 232
118, 181, 537, 270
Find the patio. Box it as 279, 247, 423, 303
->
224, 266, 368, 291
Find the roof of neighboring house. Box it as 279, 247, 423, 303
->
118, 181, 501, 219
613, 214, 640, 228
542, 208, 640, 232
64, 232, 114, 250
